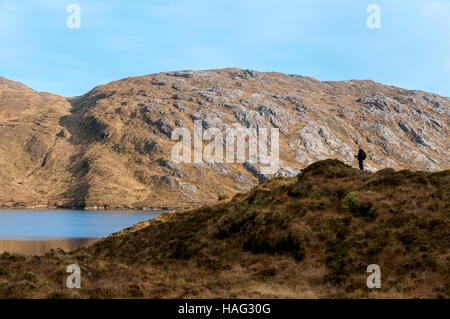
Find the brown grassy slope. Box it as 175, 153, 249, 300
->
0, 77, 75, 208
1, 69, 449, 209
1, 160, 448, 298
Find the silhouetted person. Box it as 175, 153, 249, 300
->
355, 146, 367, 170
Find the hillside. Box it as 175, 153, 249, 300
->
1, 160, 448, 298
0, 69, 449, 209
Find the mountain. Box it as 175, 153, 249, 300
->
1, 160, 448, 298
0, 69, 449, 209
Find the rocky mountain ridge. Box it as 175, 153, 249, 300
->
0, 69, 448, 209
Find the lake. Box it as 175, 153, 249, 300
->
0, 209, 161, 255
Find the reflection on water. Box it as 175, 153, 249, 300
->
0, 238, 99, 255
0, 209, 161, 255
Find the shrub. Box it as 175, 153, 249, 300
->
325, 245, 350, 284
286, 183, 314, 198
341, 192, 377, 220
398, 230, 424, 251
244, 232, 305, 261
127, 284, 144, 297
341, 192, 358, 212
0, 267, 7, 276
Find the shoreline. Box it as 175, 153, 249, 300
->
0, 210, 170, 255
0, 206, 186, 211
0, 237, 100, 255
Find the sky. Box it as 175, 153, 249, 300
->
0, 0, 449, 97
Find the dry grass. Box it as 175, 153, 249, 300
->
0, 159, 448, 298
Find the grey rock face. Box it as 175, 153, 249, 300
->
191, 111, 223, 129
298, 125, 332, 155
243, 162, 270, 180
257, 103, 289, 131
230, 172, 254, 184
143, 138, 162, 154
169, 71, 194, 78
157, 158, 181, 172
208, 163, 229, 176
92, 69, 450, 187
398, 120, 427, 146
358, 94, 401, 112
231, 105, 267, 129
155, 118, 174, 138
164, 70, 447, 174
152, 175, 176, 186
275, 165, 301, 177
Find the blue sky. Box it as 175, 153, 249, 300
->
0, 0, 449, 97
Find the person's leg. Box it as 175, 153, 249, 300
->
359, 160, 364, 170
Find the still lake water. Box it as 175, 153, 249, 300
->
0, 209, 161, 255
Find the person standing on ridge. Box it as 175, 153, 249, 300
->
355, 142, 367, 170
